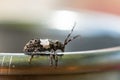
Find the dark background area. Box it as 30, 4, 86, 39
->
0, 0, 120, 53
0, 22, 120, 53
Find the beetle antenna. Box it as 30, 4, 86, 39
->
64, 22, 76, 46
64, 35, 80, 45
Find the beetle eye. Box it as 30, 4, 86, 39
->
29, 40, 32, 43
26, 45, 29, 48
35, 40, 37, 42
40, 45, 43, 47
56, 41, 58, 44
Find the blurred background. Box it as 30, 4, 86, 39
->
1, 0, 120, 80
0, 0, 120, 53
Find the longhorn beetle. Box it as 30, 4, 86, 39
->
23, 23, 80, 66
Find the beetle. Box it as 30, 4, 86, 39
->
23, 23, 80, 66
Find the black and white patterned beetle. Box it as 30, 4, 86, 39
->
23, 23, 80, 66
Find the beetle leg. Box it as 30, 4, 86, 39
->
50, 49, 54, 66
28, 54, 34, 64
28, 49, 37, 64
54, 51, 58, 67
55, 55, 58, 67
50, 54, 53, 66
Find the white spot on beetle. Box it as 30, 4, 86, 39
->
40, 39, 50, 49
